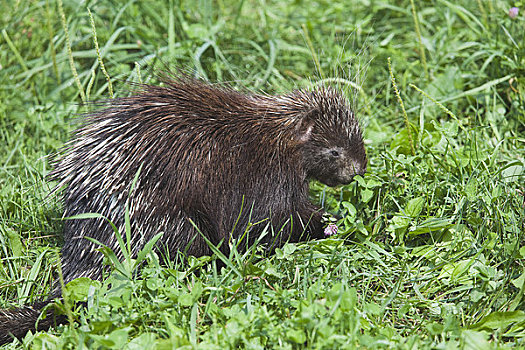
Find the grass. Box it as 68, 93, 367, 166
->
1, 0, 524, 348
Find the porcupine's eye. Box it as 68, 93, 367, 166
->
330, 149, 340, 157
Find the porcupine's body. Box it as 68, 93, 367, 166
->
0, 75, 366, 343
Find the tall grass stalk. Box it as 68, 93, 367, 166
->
2, 30, 28, 72
388, 57, 415, 155
88, 8, 114, 98
57, 0, 86, 103
86, 69, 96, 101
410, 0, 429, 80
302, 24, 325, 80
135, 62, 143, 84
476, 0, 489, 29
1, 29, 38, 100
409, 83, 467, 133
56, 252, 76, 339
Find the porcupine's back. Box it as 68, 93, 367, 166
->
55, 77, 300, 282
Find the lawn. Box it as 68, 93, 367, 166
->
0, 0, 524, 348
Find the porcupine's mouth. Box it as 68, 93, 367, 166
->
330, 164, 365, 186
321, 175, 354, 187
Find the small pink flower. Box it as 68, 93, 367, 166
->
324, 224, 338, 237
509, 7, 519, 18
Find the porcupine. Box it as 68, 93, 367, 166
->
0, 73, 367, 343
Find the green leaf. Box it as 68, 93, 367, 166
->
425, 322, 444, 335
390, 123, 418, 155
64, 277, 101, 303
341, 201, 357, 217
85, 236, 130, 279
461, 330, 490, 350
89, 327, 131, 349
409, 217, 452, 235
134, 232, 163, 269
405, 197, 425, 217
5, 228, 23, 257
511, 272, 525, 290
387, 216, 410, 234
464, 178, 478, 201
502, 164, 524, 183
360, 189, 374, 203
469, 311, 525, 332
20, 249, 48, 298
287, 329, 306, 344
264, 265, 284, 279
365, 178, 382, 188
124, 333, 157, 350
179, 292, 194, 307
438, 259, 473, 282
275, 243, 298, 260
191, 281, 204, 300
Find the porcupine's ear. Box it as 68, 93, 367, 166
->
294, 108, 318, 144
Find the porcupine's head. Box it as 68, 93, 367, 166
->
290, 87, 367, 187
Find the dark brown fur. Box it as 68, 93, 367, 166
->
0, 75, 366, 343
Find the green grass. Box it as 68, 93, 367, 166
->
1, 0, 524, 348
